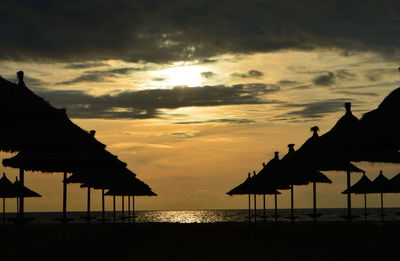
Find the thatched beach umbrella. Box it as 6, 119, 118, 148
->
368, 171, 390, 223
0, 173, 16, 224
12, 177, 41, 222
298, 104, 364, 222
3, 146, 127, 223
270, 144, 332, 223
105, 177, 157, 223
341, 172, 373, 221
0, 72, 106, 221
227, 173, 255, 221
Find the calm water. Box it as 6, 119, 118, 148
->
3, 208, 400, 224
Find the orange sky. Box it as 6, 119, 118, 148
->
1, 1, 400, 212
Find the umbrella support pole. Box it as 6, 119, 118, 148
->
248, 194, 251, 223
254, 194, 257, 224
2, 198, 5, 225
19, 168, 24, 221
122, 196, 125, 223
380, 193, 384, 224
346, 171, 352, 225
364, 194, 367, 223
290, 185, 294, 223
87, 187, 91, 224
62, 172, 67, 223
128, 196, 131, 223
313, 182, 317, 225
113, 195, 116, 224
263, 194, 266, 224
132, 196, 135, 223
274, 193, 278, 224
101, 189, 105, 222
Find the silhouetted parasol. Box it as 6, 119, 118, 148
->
342, 172, 373, 221
0, 72, 106, 221
300, 103, 364, 222
367, 171, 390, 223
0, 173, 16, 224
270, 144, 331, 222
105, 177, 156, 223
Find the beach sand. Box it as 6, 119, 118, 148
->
1, 221, 398, 261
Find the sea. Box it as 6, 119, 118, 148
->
3, 208, 400, 224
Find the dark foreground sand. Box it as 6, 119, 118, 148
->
1, 221, 399, 261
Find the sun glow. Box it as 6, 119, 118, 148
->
154, 65, 207, 87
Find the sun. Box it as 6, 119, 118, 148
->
154, 65, 206, 87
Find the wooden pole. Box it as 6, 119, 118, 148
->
101, 189, 105, 222
274, 193, 278, 224
248, 194, 251, 223
380, 193, 384, 224
346, 171, 352, 225
132, 196, 135, 223
128, 196, 131, 223
2, 198, 5, 225
62, 172, 67, 222
87, 186, 91, 223
364, 193, 367, 222
313, 181, 317, 225
113, 195, 116, 224
254, 194, 257, 223
290, 185, 294, 222
122, 196, 125, 223
263, 194, 266, 223
19, 168, 24, 221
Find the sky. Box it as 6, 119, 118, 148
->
1, 0, 400, 212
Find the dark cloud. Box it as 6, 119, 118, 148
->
277, 80, 299, 86
37, 83, 280, 119
200, 71, 217, 79
63, 62, 109, 69
58, 67, 148, 84
152, 77, 167, 81
231, 70, 264, 79
334, 91, 379, 97
280, 98, 353, 119
2, 1, 398, 63
174, 118, 255, 125
312, 72, 336, 86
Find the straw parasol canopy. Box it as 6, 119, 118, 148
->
342, 172, 373, 221
0, 73, 105, 153
0, 173, 17, 224
388, 172, 400, 193
13, 178, 41, 198
0, 173, 16, 198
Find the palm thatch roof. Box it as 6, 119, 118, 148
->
13, 178, 41, 197
104, 177, 157, 196
288, 126, 363, 172
226, 172, 281, 195
388, 173, 400, 193
360, 87, 400, 152
2, 148, 127, 173
342, 173, 373, 194
368, 171, 391, 194
0, 73, 105, 153
0, 173, 16, 198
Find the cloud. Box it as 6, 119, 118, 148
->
37, 83, 280, 119
58, 67, 148, 84
2, 1, 398, 63
280, 99, 353, 119
200, 71, 217, 79
231, 70, 263, 79
312, 72, 336, 86
174, 118, 255, 125
63, 62, 109, 69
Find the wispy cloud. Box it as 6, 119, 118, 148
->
38, 83, 280, 119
